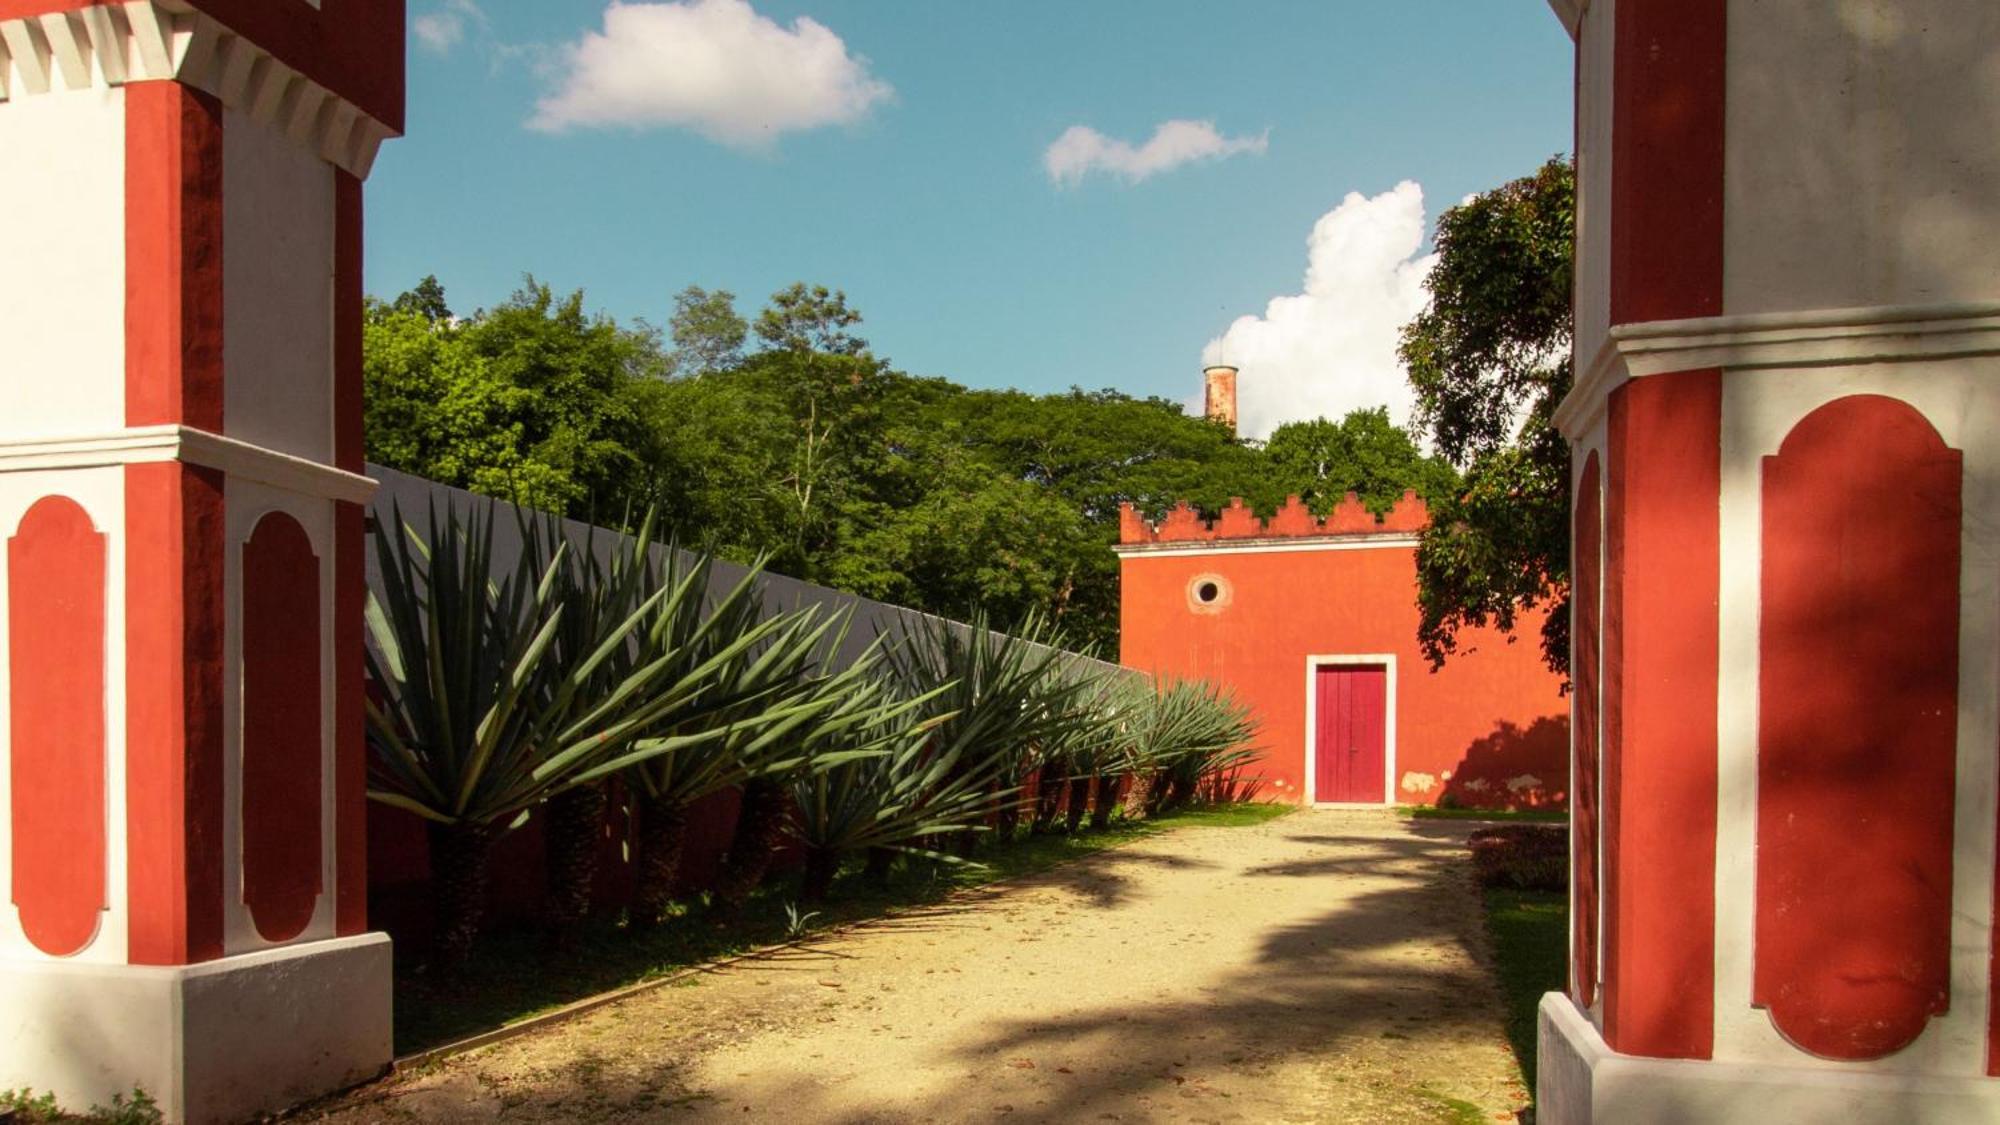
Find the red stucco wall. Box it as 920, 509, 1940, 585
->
1118, 511, 1568, 809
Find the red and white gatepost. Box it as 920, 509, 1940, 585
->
1543, 1, 2000, 1120
0, 2, 402, 1121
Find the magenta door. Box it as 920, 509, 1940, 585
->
1315, 664, 1387, 803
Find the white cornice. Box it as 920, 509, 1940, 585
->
1553, 300, 2000, 438
0, 425, 377, 504
1112, 533, 1421, 559
0, 1, 393, 178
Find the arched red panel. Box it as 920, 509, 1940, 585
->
241, 511, 323, 942
10, 496, 107, 956
1572, 453, 1602, 1009
1756, 394, 1961, 1060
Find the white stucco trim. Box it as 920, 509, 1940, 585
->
1712, 365, 2000, 1073
1112, 534, 1421, 559
1538, 991, 2000, 1124
0, 933, 390, 1124
1570, 425, 1607, 1031
0, 427, 376, 504
1302, 654, 1398, 807
0, 2, 395, 177
220, 483, 339, 956
1555, 301, 2000, 437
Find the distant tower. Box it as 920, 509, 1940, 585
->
1203, 365, 1239, 436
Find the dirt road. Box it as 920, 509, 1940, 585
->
315, 810, 1524, 1123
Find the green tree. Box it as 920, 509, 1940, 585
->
363, 276, 668, 517
391, 274, 452, 324
1264, 408, 1458, 516
1400, 155, 1575, 675
668, 285, 747, 376
755, 282, 868, 356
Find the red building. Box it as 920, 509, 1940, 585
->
1116, 491, 1567, 809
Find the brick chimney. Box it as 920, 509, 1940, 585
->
1203, 365, 1239, 436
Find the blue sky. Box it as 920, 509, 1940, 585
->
370, 1, 1573, 438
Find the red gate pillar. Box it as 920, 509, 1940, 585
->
0, 3, 403, 1121
1543, 0, 2000, 1120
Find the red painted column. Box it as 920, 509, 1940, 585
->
124, 463, 228, 966
1608, 0, 1726, 327
125, 82, 224, 433
1601, 373, 1720, 1060
122, 78, 229, 967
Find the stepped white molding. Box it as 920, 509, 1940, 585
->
0, 425, 378, 504
1554, 300, 2000, 437
0, 1, 392, 177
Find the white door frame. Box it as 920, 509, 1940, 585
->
1303, 654, 1398, 806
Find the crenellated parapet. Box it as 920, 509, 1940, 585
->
1117, 491, 1430, 545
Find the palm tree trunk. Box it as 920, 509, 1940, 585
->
1064, 774, 1093, 834
428, 820, 496, 969
801, 847, 840, 902
631, 790, 688, 929
543, 782, 607, 948
1032, 760, 1065, 832
1090, 773, 1122, 830
713, 777, 788, 912
995, 795, 1021, 843
864, 846, 896, 882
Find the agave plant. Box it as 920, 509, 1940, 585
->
364, 499, 793, 964
877, 611, 1100, 858
532, 510, 667, 946
608, 556, 864, 926
784, 650, 1016, 901
1041, 665, 1136, 833
1131, 678, 1261, 816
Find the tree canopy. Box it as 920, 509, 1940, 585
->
365, 280, 1453, 653
1400, 155, 1575, 676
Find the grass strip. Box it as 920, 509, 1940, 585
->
1480, 886, 1567, 1104
394, 801, 1294, 1054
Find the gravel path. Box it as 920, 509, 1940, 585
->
314, 810, 1525, 1123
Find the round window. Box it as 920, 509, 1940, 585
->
1187, 573, 1231, 613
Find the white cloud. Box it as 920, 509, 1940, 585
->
529, 0, 892, 149
1044, 119, 1268, 186
1199, 180, 1438, 441
413, 0, 483, 55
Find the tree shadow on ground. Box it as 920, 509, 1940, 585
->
1025, 848, 1222, 910
665, 820, 1517, 1123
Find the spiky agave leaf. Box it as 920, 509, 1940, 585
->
363, 498, 779, 828
786, 655, 1006, 898
877, 611, 1103, 806
1127, 677, 1260, 813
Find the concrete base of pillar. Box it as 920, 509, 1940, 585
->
1537, 991, 2000, 1123
0, 933, 392, 1124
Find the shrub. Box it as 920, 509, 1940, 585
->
1467, 825, 1567, 891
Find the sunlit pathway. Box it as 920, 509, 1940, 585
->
315, 811, 1523, 1123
